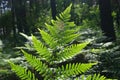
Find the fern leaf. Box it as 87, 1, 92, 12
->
39, 29, 58, 49
45, 23, 57, 36
86, 74, 106, 80
32, 35, 51, 61
65, 22, 76, 28
22, 50, 50, 77
61, 27, 80, 37
9, 62, 38, 80
58, 4, 72, 21
57, 63, 96, 78
62, 34, 80, 44
74, 74, 107, 80
57, 42, 89, 61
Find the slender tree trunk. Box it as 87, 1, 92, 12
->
50, 0, 57, 20
14, 0, 23, 33
11, 0, 17, 46
99, 0, 116, 41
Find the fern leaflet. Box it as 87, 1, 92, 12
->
57, 63, 96, 78
22, 50, 49, 77
9, 62, 38, 80
32, 35, 51, 61
57, 42, 89, 61
39, 29, 58, 49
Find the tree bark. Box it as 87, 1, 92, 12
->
50, 0, 57, 20
99, 0, 116, 41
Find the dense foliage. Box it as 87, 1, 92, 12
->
0, 0, 120, 80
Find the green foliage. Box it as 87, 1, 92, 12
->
9, 4, 107, 80
74, 3, 100, 30
80, 74, 107, 80
97, 42, 120, 79
57, 63, 97, 78
9, 62, 38, 80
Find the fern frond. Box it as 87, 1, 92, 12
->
38, 29, 58, 49
79, 74, 106, 80
85, 74, 106, 80
91, 74, 106, 80
57, 63, 96, 78
22, 50, 50, 77
65, 22, 76, 28
58, 4, 72, 21
62, 34, 80, 44
57, 42, 89, 61
32, 35, 51, 61
45, 23, 57, 36
9, 62, 38, 80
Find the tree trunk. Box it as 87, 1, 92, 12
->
50, 0, 57, 20
11, 0, 17, 46
99, 0, 116, 41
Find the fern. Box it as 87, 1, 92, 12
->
79, 74, 107, 80
55, 42, 89, 62
9, 4, 109, 80
9, 62, 38, 80
21, 50, 49, 76
57, 4, 72, 21
39, 29, 58, 49
57, 63, 97, 78
32, 35, 51, 61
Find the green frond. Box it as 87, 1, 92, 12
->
45, 23, 57, 36
61, 27, 80, 37
22, 50, 50, 77
38, 29, 58, 49
65, 22, 76, 28
58, 4, 72, 21
57, 63, 96, 78
91, 74, 106, 80
63, 30, 78, 36
32, 35, 51, 60
85, 74, 106, 80
57, 42, 89, 61
9, 62, 38, 80
61, 34, 80, 44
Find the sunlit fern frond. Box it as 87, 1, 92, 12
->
57, 42, 89, 62
22, 50, 50, 77
39, 29, 58, 49
45, 23, 57, 36
57, 63, 96, 78
32, 35, 51, 61
9, 62, 38, 80
57, 4, 72, 22
61, 34, 80, 45
65, 22, 76, 28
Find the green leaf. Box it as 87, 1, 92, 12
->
59, 4, 72, 21
57, 42, 89, 61
39, 29, 58, 49
22, 50, 50, 77
45, 23, 57, 36
9, 62, 38, 80
32, 35, 51, 61
57, 63, 96, 78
